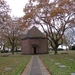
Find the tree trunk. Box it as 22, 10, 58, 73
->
54, 49, 58, 54
3, 44, 5, 52
54, 46, 58, 54
11, 48, 14, 54
11, 44, 14, 54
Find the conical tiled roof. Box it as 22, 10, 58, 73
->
22, 26, 46, 39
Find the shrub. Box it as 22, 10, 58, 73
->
1, 50, 8, 53
57, 48, 64, 51
71, 45, 75, 50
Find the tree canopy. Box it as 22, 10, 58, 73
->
0, 0, 10, 51
0, 0, 10, 24
22, 0, 75, 54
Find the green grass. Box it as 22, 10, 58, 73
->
40, 51, 75, 75
0, 53, 31, 75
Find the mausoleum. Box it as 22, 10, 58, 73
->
21, 26, 48, 54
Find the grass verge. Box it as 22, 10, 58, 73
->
40, 51, 75, 75
0, 54, 31, 75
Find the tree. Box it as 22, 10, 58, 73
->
0, 0, 10, 24
0, 14, 22, 54
3, 17, 22, 54
65, 28, 75, 49
0, 0, 10, 52
22, 0, 75, 54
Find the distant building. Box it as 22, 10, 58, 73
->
21, 26, 48, 54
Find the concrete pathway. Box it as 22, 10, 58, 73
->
30, 56, 42, 75
21, 55, 50, 75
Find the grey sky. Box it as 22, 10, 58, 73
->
5, 0, 28, 17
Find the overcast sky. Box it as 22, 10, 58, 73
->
5, 0, 28, 17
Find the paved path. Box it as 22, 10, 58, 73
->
21, 55, 50, 75
30, 56, 42, 75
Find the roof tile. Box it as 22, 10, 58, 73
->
23, 26, 46, 39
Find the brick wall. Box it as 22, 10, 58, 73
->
21, 38, 48, 54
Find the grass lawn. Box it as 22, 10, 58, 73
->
40, 50, 75, 75
0, 53, 31, 75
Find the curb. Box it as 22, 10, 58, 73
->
20, 56, 32, 75
39, 56, 52, 75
